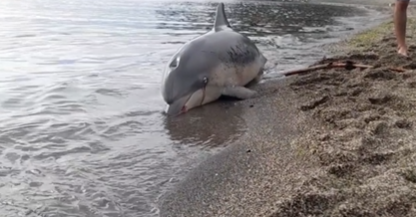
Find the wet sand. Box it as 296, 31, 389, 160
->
159, 2, 416, 217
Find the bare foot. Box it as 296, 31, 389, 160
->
398, 46, 409, 57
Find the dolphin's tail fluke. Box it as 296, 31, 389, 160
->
213, 3, 231, 32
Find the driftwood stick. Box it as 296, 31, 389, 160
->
388, 67, 406, 72
282, 61, 373, 77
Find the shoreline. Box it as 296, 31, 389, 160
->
159, 2, 416, 217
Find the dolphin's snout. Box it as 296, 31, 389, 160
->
165, 88, 207, 116
165, 94, 191, 116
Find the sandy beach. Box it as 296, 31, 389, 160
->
159, 2, 416, 217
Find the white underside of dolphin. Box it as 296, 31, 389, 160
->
161, 2, 268, 116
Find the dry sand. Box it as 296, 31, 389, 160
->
159, 3, 416, 217
273, 20, 416, 216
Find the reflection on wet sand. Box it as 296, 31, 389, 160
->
162, 99, 247, 149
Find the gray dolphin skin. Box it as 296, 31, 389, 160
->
161, 2, 267, 116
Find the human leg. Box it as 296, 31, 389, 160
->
394, 0, 410, 56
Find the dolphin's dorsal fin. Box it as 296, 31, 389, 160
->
213, 3, 231, 32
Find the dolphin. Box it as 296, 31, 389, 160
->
161, 2, 267, 116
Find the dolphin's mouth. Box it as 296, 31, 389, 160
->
167, 86, 207, 116
181, 86, 206, 114
180, 93, 192, 114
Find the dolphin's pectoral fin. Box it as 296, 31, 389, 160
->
222, 86, 258, 99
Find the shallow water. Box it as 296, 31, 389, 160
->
0, 0, 387, 216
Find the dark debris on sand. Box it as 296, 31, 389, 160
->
269, 23, 416, 217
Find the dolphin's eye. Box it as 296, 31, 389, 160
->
203, 77, 209, 84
